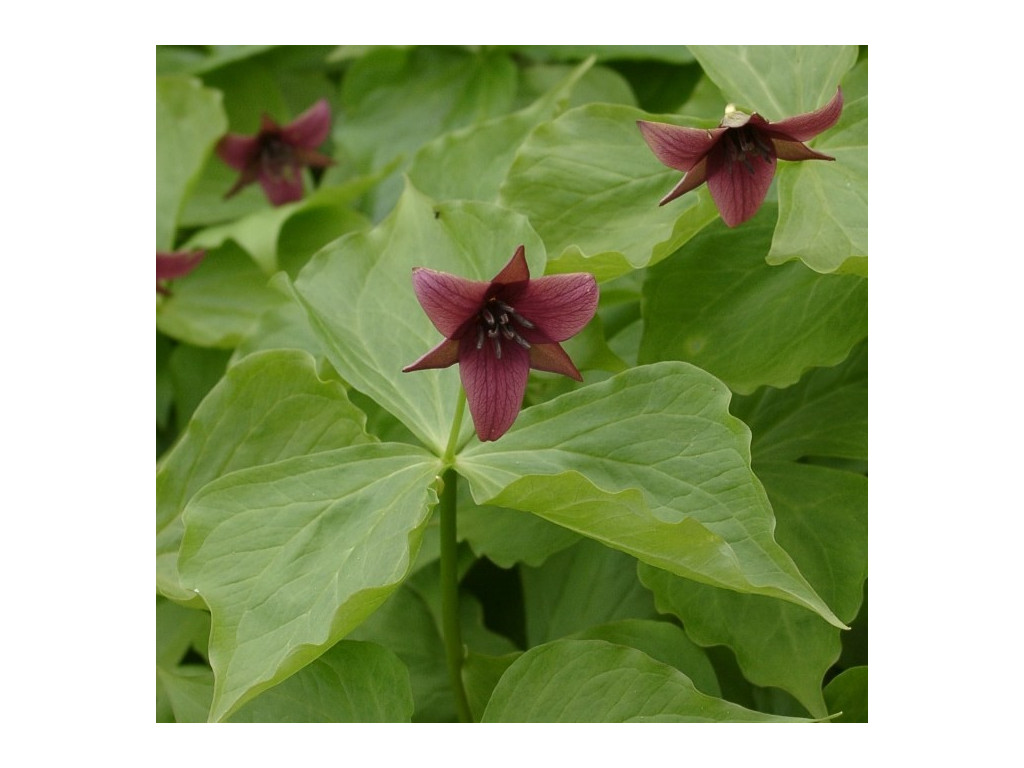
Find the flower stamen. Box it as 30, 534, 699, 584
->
477, 297, 534, 358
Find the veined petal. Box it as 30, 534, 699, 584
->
460, 341, 530, 442
259, 167, 305, 206
402, 338, 460, 372
490, 244, 530, 286
216, 134, 259, 170
706, 143, 777, 228
771, 139, 835, 162
513, 272, 599, 342
637, 121, 724, 172
659, 158, 708, 206
768, 87, 843, 142
412, 267, 489, 338
528, 342, 582, 381
281, 99, 332, 149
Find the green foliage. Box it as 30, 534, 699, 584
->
156, 45, 867, 723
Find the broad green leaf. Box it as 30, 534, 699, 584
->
640, 462, 867, 717
463, 651, 520, 722
515, 63, 636, 111
459, 498, 580, 569
733, 340, 868, 463
771, 59, 869, 274
499, 103, 720, 282
688, 45, 857, 119
458, 363, 843, 628
156, 350, 373, 604
824, 666, 868, 723
639, 206, 867, 394
408, 59, 595, 203
571, 619, 721, 698
167, 343, 231, 434
179, 442, 442, 721
157, 665, 214, 723
156, 76, 227, 251
337, 46, 518, 219
292, 181, 545, 455
228, 276, 326, 363
516, 46, 695, 64
155, 240, 282, 349
482, 639, 809, 722
156, 597, 210, 669
228, 641, 414, 723
521, 539, 657, 646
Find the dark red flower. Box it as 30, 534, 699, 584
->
156, 249, 205, 295
637, 87, 843, 227
403, 246, 599, 442
216, 99, 335, 206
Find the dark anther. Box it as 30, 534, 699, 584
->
476, 296, 535, 357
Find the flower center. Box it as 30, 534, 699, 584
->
725, 126, 774, 175
259, 135, 295, 179
474, 297, 534, 360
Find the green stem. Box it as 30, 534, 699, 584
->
440, 387, 472, 722
439, 466, 472, 723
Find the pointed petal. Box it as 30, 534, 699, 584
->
259, 114, 281, 133
637, 120, 725, 172
460, 341, 530, 441
223, 165, 260, 199
294, 147, 336, 169
216, 134, 259, 170
528, 342, 582, 381
772, 139, 835, 162
412, 267, 489, 338
490, 245, 530, 286
706, 144, 777, 228
402, 338, 460, 372
768, 87, 843, 142
512, 272, 598, 342
258, 167, 305, 206
156, 250, 205, 282
659, 158, 708, 206
281, 99, 332, 149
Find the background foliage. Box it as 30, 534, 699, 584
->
156, 45, 867, 723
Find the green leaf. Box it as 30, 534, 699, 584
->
337, 47, 518, 219
824, 666, 868, 723
458, 497, 580, 569
571, 619, 721, 698
771, 59, 868, 274
733, 341, 868, 463
482, 639, 810, 722
156, 350, 373, 604
639, 462, 867, 717
156, 597, 210, 669
157, 665, 214, 723
408, 59, 595, 203
457, 362, 843, 628
292, 181, 545, 455
688, 45, 857, 119
499, 103, 720, 282
178, 442, 442, 721
639, 206, 867, 394
227, 641, 414, 722
155, 240, 282, 349
156, 76, 228, 251
516, 46, 695, 64
521, 539, 657, 645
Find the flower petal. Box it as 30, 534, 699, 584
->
294, 147, 336, 170
281, 99, 332, 149
156, 250, 206, 281
659, 158, 708, 206
771, 139, 835, 162
216, 134, 259, 170
528, 342, 582, 380
459, 340, 530, 442
258, 167, 305, 206
637, 121, 725, 172
512, 272, 598, 342
706, 143, 777, 228
490, 245, 530, 286
767, 87, 843, 142
402, 338, 460, 372
412, 267, 489, 339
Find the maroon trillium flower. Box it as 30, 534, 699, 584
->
637, 87, 843, 227
403, 245, 599, 442
156, 249, 205, 295
216, 98, 335, 206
